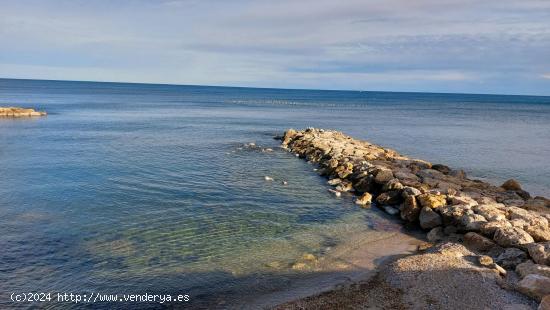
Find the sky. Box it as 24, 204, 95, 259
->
1, 0, 550, 95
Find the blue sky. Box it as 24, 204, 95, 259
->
1, 0, 550, 95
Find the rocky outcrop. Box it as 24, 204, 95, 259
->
0, 107, 47, 117
281, 128, 550, 305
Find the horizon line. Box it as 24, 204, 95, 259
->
1, 76, 549, 98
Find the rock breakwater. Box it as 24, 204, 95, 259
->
0, 107, 47, 117
281, 128, 550, 305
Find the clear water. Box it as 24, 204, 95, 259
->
1, 78, 549, 309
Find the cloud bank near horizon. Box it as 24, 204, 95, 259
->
1, 0, 550, 95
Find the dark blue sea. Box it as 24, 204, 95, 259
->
1, 78, 549, 309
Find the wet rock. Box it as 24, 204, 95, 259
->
518, 274, 550, 301
376, 190, 402, 205
353, 175, 376, 193
402, 186, 422, 197
516, 189, 532, 200
383, 205, 399, 216
327, 178, 342, 186
493, 226, 534, 248
282, 129, 298, 146
327, 189, 341, 197
432, 164, 452, 174
419, 207, 442, 230
382, 178, 403, 191
355, 192, 372, 206
417, 193, 447, 209
516, 261, 550, 278
334, 162, 354, 179
374, 169, 394, 184
400, 195, 420, 222
527, 242, 550, 265
464, 232, 497, 252
336, 181, 354, 192
496, 248, 528, 269
450, 169, 466, 179
502, 179, 523, 191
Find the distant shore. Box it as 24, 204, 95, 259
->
274, 128, 550, 309
0, 106, 46, 117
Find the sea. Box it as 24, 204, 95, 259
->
1, 78, 549, 309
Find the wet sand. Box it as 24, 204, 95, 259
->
235, 227, 424, 309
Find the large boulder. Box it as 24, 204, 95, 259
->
401, 186, 422, 197
473, 204, 506, 222
501, 179, 522, 191
516, 260, 550, 278
355, 192, 373, 206
526, 226, 550, 243
417, 193, 447, 209
419, 207, 442, 230
517, 274, 550, 301
353, 175, 375, 193
459, 213, 487, 232
480, 221, 512, 238
374, 169, 394, 184
376, 190, 402, 205
493, 226, 534, 248
382, 178, 403, 191
508, 207, 548, 228
400, 195, 421, 222
496, 248, 528, 269
527, 242, 550, 266
463, 232, 497, 252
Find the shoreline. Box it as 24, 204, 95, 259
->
237, 228, 424, 309
274, 128, 550, 309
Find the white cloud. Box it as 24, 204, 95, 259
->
0, 0, 549, 94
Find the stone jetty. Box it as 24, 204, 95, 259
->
0, 107, 47, 117
281, 128, 550, 305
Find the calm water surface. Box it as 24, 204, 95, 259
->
1, 79, 549, 308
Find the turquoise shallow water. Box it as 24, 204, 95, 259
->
1, 78, 549, 308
